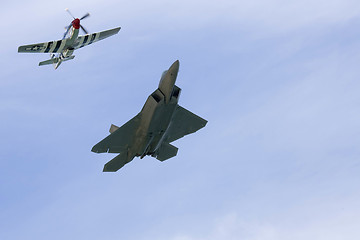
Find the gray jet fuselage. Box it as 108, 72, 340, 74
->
127, 60, 180, 159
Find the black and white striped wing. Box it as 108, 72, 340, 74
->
18, 39, 68, 53
73, 27, 121, 50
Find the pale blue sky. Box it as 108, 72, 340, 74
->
1, 0, 360, 239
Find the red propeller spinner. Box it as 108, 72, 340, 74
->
72, 18, 80, 29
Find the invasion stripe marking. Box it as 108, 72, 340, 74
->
49, 41, 58, 52
94, 32, 100, 43
44, 41, 54, 53
88, 33, 97, 45
56, 39, 67, 53
79, 35, 89, 48
53, 40, 62, 53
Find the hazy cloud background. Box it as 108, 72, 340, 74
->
1, 0, 360, 239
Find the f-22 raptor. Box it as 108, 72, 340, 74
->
92, 60, 207, 172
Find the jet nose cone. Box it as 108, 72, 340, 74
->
169, 60, 180, 74
172, 60, 179, 70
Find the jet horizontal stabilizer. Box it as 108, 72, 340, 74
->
103, 152, 133, 172
156, 142, 178, 161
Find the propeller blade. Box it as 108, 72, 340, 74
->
80, 25, 88, 34
65, 8, 75, 19
63, 24, 72, 39
80, 13, 90, 20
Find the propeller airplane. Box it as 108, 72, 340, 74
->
18, 9, 121, 69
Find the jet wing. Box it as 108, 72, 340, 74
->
165, 106, 207, 143
18, 39, 67, 53
91, 113, 140, 154
74, 27, 121, 50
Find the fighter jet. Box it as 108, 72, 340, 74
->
92, 60, 207, 172
18, 9, 120, 69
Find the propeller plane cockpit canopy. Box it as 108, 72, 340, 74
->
18, 9, 121, 70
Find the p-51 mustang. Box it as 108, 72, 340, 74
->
18, 9, 121, 69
